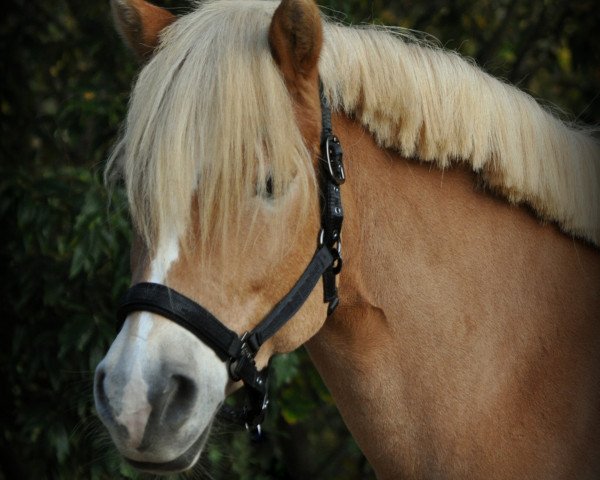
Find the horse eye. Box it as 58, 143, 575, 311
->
257, 176, 274, 199
265, 176, 273, 198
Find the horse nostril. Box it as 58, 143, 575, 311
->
163, 374, 198, 430
94, 367, 111, 420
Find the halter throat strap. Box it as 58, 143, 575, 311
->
116, 82, 344, 435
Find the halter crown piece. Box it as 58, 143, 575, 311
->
116, 82, 345, 440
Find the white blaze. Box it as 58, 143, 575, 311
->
117, 233, 181, 448
105, 229, 229, 461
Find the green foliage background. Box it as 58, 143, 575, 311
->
1, 0, 598, 478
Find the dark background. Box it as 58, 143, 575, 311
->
1, 0, 598, 478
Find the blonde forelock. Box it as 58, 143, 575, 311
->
319, 24, 600, 246
107, 0, 314, 254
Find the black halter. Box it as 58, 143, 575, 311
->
116, 83, 345, 439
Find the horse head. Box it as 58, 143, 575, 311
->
94, 0, 331, 473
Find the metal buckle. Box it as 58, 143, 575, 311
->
246, 422, 265, 443
334, 236, 342, 257
325, 135, 346, 185
244, 369, 269, 442
228, 332, 256, 382
318, 229, 342, 261
245, 389, 269, 430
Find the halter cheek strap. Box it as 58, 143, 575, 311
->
115, 82, 345, 438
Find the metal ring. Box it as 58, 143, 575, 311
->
331, 256, 343, 275
334, 235, 342, 257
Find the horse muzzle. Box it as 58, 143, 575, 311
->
93, 315, 228, 472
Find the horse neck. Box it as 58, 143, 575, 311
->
305, 114, 600, 479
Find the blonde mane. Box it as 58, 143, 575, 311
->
319, 25, 600, 246
108, 0, 600, 249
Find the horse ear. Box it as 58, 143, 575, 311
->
111, 0, 176, 60
268, 0, 323, 94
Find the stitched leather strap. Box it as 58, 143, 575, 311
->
246, 245, 334, 351
117, 282, 243, 362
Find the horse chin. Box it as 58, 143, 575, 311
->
123, 426, 210, 474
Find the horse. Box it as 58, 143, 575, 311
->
94, 0, 600, 478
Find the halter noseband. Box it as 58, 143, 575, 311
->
116, 83, 345, 439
